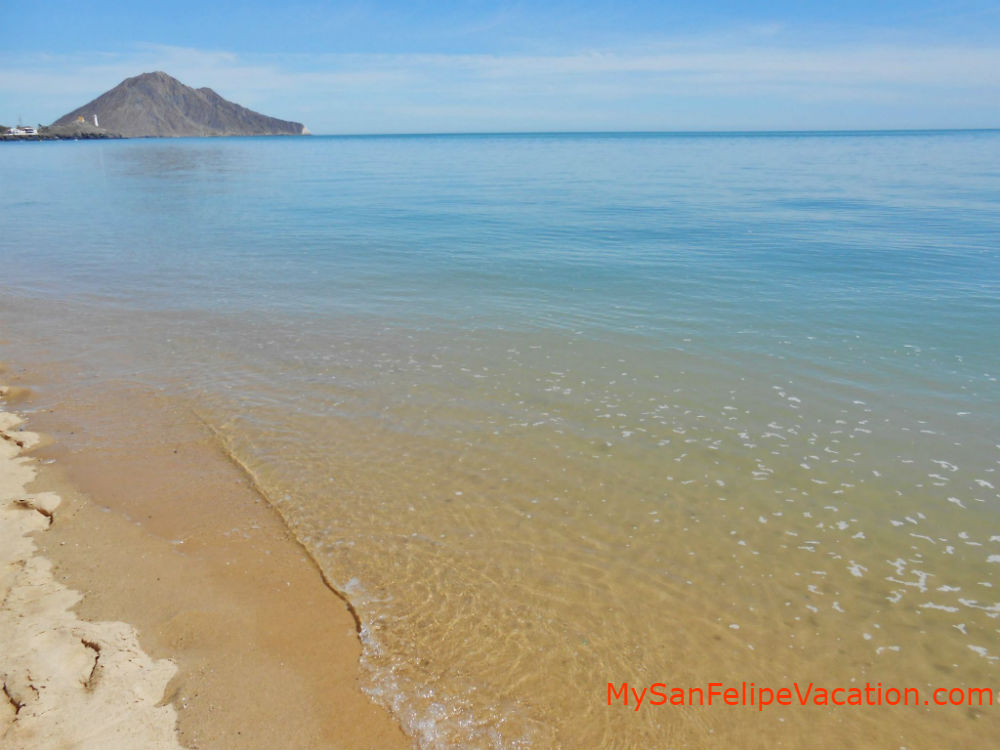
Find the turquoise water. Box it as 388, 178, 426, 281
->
2, 131, 1000, 747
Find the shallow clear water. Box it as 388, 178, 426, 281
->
2, 131, 1000, 747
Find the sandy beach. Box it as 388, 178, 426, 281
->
1, 387, 179, 749
0, 365, 408, 749
2, 127, 998, 748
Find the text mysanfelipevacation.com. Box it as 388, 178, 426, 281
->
608, 682, 994, 712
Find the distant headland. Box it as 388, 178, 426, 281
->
2, 71, 309, 140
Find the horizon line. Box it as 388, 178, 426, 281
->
8, 126, 997, 140
302, 127, 1000, 138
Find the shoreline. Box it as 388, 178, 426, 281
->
0, 366, 409, 749
0, 133, 123, 142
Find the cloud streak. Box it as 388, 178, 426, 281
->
2, 38, 998, 132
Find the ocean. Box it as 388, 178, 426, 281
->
2, 130, 999, 747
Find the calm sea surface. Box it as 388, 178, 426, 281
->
2, 131, 999, 747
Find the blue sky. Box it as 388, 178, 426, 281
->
2, 1, 999, 133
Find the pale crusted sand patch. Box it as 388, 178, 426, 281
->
0, 403, 180, 750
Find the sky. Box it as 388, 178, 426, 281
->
1, 1, 999, 133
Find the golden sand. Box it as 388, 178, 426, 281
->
0, 389, 179, 749
0, 372, 408, 749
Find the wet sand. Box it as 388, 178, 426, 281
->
0, 363, 409, 749
1, 389, 180, 749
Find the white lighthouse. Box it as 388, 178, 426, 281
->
93, 114, 99, 127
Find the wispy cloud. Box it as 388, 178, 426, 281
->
2, 37, 998, 131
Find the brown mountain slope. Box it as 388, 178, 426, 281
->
53, 71, 308, 138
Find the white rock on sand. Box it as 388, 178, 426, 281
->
0, 394, 180, 750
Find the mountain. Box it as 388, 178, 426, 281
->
52, 72, 308, 138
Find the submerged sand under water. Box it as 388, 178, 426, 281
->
201, 326, 999, 748
2, 131, 998, 748
5, 304, 997, 749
